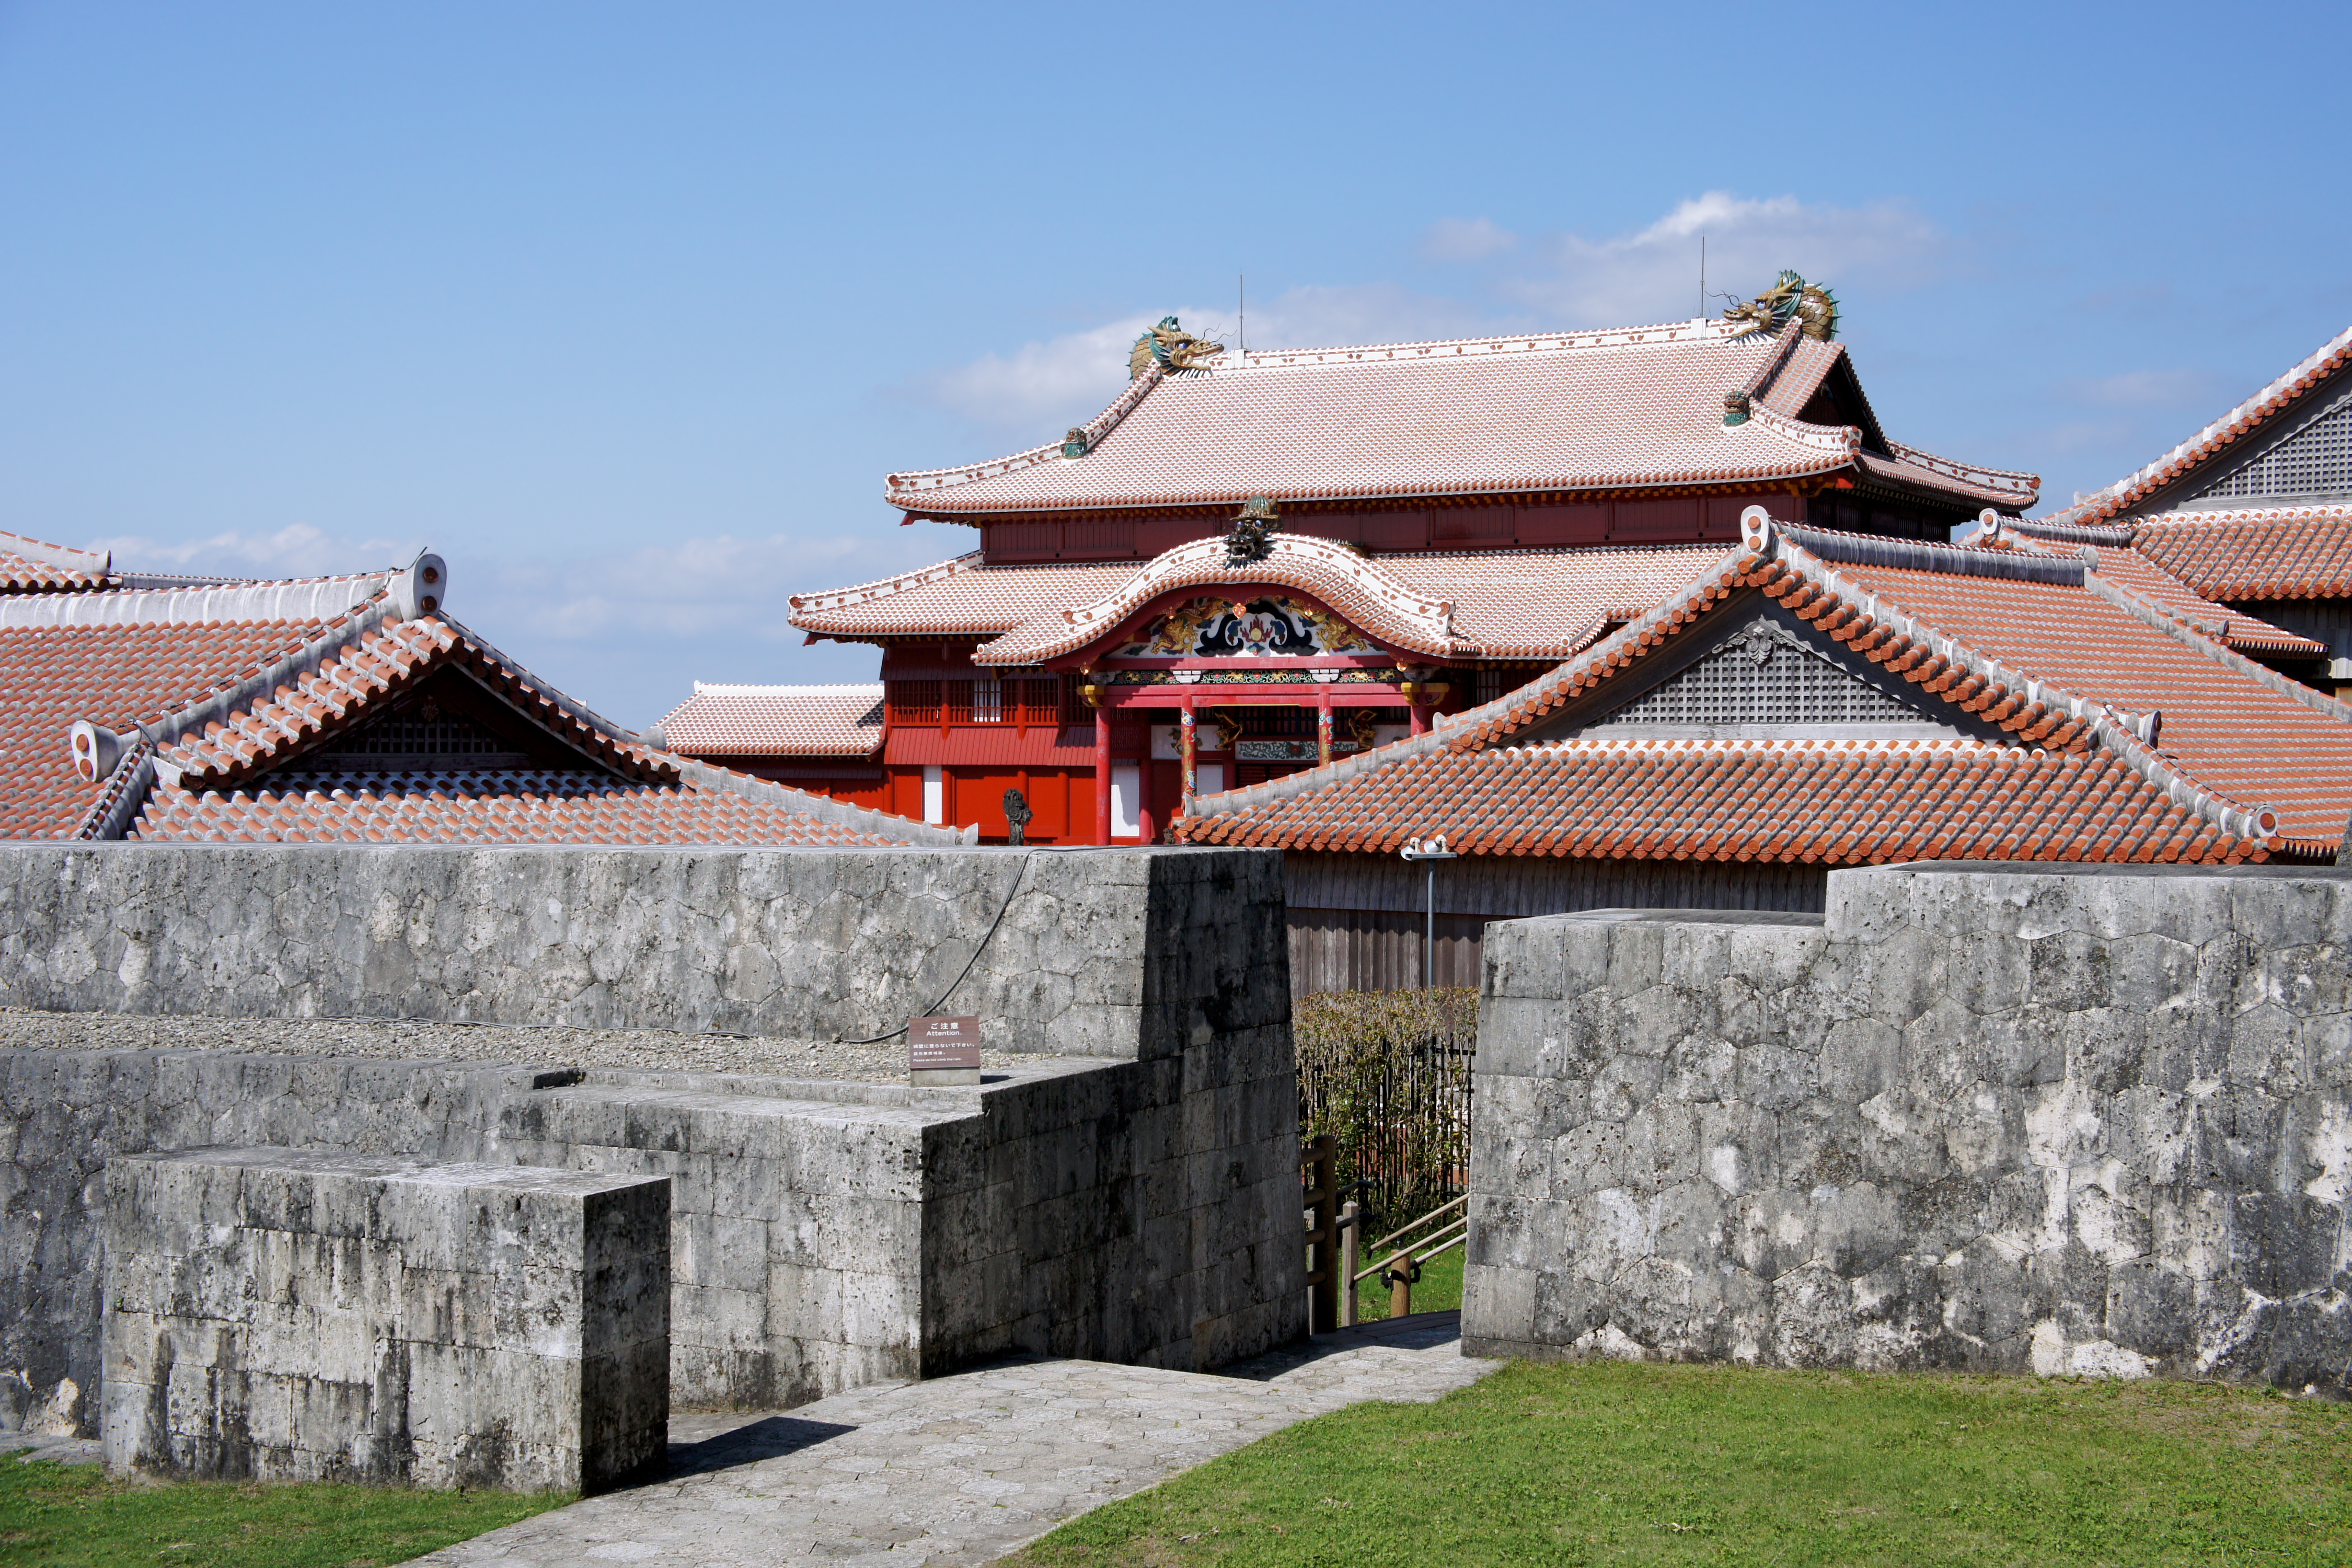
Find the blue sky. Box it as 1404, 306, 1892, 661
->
3, 2, 2347, 729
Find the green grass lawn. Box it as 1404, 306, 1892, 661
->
1004, 1361, 2352, 1567
0, 1457, 569, 1567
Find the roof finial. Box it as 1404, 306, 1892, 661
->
1722, 271, 1839, 341
1129, 316, 1226, 380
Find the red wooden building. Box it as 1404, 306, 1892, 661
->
666, 292, 2040, 844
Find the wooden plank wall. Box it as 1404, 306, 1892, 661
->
1284, 852, 1830, 995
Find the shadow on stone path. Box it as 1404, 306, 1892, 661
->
411, 1313, 1499, 1567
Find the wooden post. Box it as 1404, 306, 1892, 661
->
1179, 697, 1197, 815
1339, 1198, 1359, 1328
1092, 696, 1111, 846
1389, 1249, 1415, 1319
1305, 1133, 1338, 1334
1317, 688, 1333, 766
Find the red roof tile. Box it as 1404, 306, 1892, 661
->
2126, 505, 2352, 603
1180, 512, 2352, 864
2, 556, 942, 848
660, 684, 885, 757
1181, 737, 2250, 865
794, 541, 1727, 662
0, 529, 111, 594
1, 615, 338, 839
154, 614, 668, 790
2072, 541, 2324, 655
129, 769, 908, 847
885, 321, 2037, 516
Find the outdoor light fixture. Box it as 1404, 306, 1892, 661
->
1399, 835, 1457, 989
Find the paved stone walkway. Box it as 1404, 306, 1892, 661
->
415, 1313, 1498, 1567
0, 1433, 103, 1467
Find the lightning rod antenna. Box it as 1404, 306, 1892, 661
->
1699, 236, 1705, 321
1239, 273, 1246, 355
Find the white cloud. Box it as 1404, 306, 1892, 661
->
897, 285, 1512, 440
482, 529, 914, 647
895, 191, 1950, 447
897, 315, 1156, 434
97, 522, 425, 580
1420, 216, 1517, 262
1507, 191, 1949, 328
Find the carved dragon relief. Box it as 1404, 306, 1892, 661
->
1128, 316, 1226, 380
1722, 270, 1840, 341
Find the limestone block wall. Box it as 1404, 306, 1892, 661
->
0, 839, 1304, 1434
104, 1148, 670, 1491
1461, 865, 2352, 1389
0, 844, 1278, 1054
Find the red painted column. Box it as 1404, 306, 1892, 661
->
1093, 695, 1112, 846
1317, 688, 1334, 766
1408, 686, 1428, 737
1179, 696, 1197, 815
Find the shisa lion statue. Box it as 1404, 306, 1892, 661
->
1722, 270, 1840, 341
1129, 316, 1226, 379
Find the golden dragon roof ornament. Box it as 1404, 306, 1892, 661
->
1128, 316, 1226, 380
1722, 270, 1840, 341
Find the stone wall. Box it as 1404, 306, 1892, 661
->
105, 1148, 670, 1491
0, 844, 1272, 1054
1462, 864, 2352, 1390
0, 844, 1304, 1434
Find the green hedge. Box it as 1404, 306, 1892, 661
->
1295, 988, 1477, 1229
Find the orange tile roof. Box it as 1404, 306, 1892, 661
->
2126, 506, 2352, 603
884, 321, 2038, 517
1180, 513, 2352, 864
129, 769, 908, 847
793, 541, 1726, 662
154, 614, 667, 790
1818, 557, 2351, 841
659, 684, 885, 757
1, 615, 337, 838
2069, 540, 2323, 655
2, 552, 937, 847
1183, 737, 2243, 864
0, 528, 111, 594
2043, 324, 2352, 529
791, 556, 1139, 641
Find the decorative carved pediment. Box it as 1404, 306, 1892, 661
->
1114, 596, 1383, 659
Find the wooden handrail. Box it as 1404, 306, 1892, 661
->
1351, 1213, 1467, 1288
1363, 1193, 1467, 1256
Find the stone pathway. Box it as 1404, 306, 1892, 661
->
0, 1433, 103, 1466
414, 1314, 1498, 1567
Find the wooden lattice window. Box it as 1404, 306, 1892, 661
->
1018, 679, 1060, 728
887, 681, 941, 725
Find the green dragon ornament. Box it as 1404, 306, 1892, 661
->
1722, 271, 1840, 341
1128, 316, 1226, 379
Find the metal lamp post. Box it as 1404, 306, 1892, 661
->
1398, 836, 1457, 989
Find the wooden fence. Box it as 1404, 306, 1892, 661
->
1295, 987, 1478, 1232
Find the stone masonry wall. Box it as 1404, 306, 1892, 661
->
0, 844, 1249, 1054
105, 1148, 670, 1491
1462, 864, 2352, 1389
0, 845, 1304, 1434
